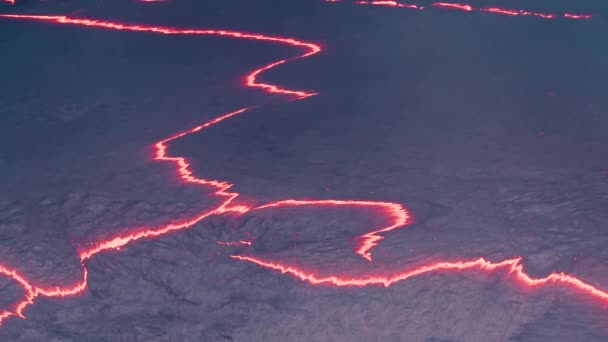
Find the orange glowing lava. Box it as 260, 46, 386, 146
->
231, 255, 608, 300
0, 13, 321, 326
255, 199, 410, 261
0, 6, 603, 330
217, 240, 253, 247
329, 0, 592, 20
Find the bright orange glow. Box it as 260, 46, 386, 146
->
564, 13, 592, 20
0, 4, 602, 331
255, 199, 410, 261
217, 240, 253, 246
326, 0, 592, 20
231, 255, 608, 301
354, 1, 421, 10
432, 2, 472, 12
0, 14, 320, 326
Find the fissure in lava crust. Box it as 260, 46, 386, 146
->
0, 9, 604, 329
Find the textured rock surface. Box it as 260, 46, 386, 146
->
1, 0, 607, 340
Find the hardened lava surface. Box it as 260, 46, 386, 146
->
1, 0, 608, 340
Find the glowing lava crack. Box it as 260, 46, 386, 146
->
0, 12, 605, 329
325, 0, 592, 20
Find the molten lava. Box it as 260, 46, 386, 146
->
329, 0, 592, 20
0, 13, 322, 326
0, 6, 603, 330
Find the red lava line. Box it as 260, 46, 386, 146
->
217, 240, 253, 247
326, 0, 592, 20
255, 199, 410, 261
0, 13, 323, 326
0, 0, 594, 20
231, 255, 608, 301
0, 9, 604, 329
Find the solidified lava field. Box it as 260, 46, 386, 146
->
1, 0, 608, 340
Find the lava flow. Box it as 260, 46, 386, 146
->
0, 13, 322, 326
0, 9, 605, 330
325, 0, 593, 20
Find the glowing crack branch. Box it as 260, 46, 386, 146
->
325, 0, 592, 20
0, 10, 605, 329
0, 13, 321, 326
231, 255, 608, 300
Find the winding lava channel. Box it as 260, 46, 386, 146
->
0, 11, 605, 328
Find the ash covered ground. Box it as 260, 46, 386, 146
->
1, 0, 608, 340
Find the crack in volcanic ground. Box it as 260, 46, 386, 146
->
324, 0, 593, 20
0, 7, 605, 329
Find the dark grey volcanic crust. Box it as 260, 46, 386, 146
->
1, 0, 608, 340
